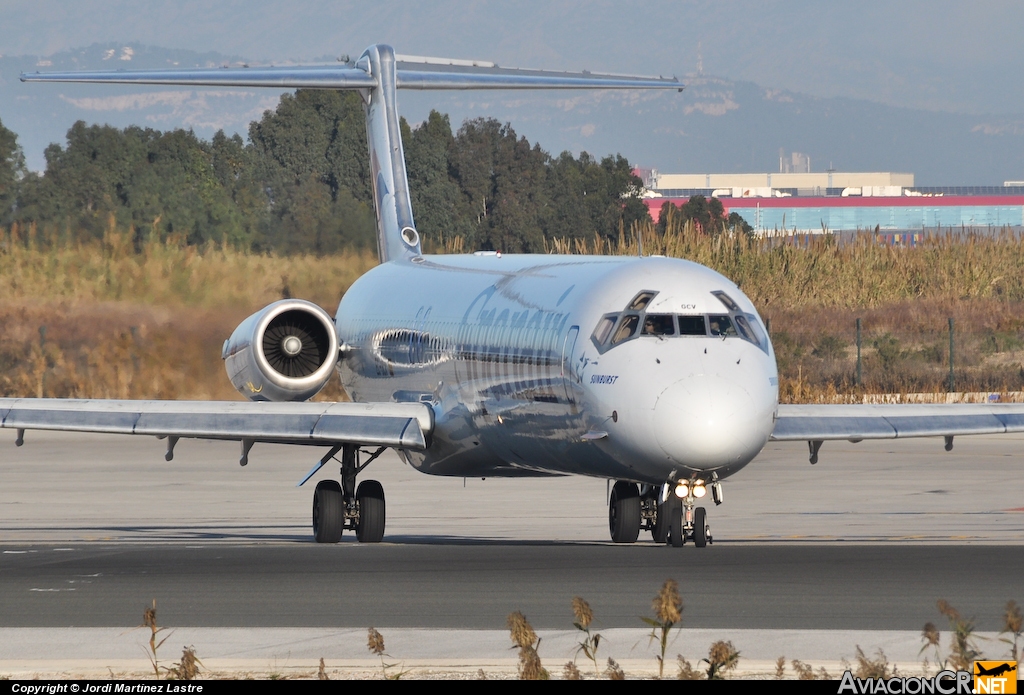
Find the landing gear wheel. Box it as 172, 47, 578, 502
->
355, 479, 386, 543
651, 500, 669, 544
609, 481, 641, 543
313, 480, 343, 543
693, 506, 709, 548
668, 501, 684, 547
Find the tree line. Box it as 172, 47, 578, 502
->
0, 90, 743, 255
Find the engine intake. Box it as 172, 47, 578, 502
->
222, 299, 339, 402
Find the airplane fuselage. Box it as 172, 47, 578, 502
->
336, 253, 779, 485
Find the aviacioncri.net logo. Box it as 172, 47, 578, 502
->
837, 661, 1017, 694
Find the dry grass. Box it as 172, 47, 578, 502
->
0, 224, 373, 400
642, 579, 684, 679
507, 611, 548, 680
6, 220, 1024, 402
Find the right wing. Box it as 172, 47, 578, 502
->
0, 398, 433, 452
772, 403, 1024, 441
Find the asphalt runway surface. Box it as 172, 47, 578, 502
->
1, 430, 1023, 632
1, 543, 1021, 631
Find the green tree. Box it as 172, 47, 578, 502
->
449, 118, 550, 252
0, 117, 25, 224
17, 122, 256, 247
248, 89, 374, 252
402, 111, 469, 247
657, 195, 752, 237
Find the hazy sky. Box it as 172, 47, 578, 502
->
2, 0, 1023, 115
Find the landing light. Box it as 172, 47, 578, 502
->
692, 484, 707, 498
674, 482, 688, 498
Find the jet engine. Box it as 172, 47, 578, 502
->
222, 299, 339, 402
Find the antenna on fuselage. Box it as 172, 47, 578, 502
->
22, 44, 682, 263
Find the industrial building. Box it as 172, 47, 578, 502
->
639, 169, 1024, 235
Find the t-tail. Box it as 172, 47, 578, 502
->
23, 44, 681, 262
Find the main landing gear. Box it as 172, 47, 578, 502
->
313, 444, 387, 543
609, 479, 721, 547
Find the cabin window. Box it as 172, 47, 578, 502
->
642, 314, 675, 336
677, 315, 707, 336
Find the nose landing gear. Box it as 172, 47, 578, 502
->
638, 481, 716, 548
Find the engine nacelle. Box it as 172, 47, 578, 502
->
222, 299, 339, 402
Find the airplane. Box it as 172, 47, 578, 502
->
6, 43, 1024, 548
975, 663, 1016, 678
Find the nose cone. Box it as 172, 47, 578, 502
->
654, 375, 770, 467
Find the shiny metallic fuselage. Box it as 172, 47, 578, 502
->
336, 253, 779, 485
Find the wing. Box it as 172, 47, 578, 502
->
772, 402, 1024, 463
0, 398, 433, 452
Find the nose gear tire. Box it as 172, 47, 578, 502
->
693, 506, 708, 548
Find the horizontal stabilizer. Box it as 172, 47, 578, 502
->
22, 64, 680, 92
0, 398, 434, 450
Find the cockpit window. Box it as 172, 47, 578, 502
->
611, 315, 640, 344
642, 314, 675, 336
708, 314, 737, 337
677, 315, 707, 336
591, 314, 617, 345
737, 314, 769, 352
712, 290, 741, 313
627, 291, 656, 311
589, 287, 769, 355
733, 315, 757, 343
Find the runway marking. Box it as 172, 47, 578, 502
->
30, 588, 75, 592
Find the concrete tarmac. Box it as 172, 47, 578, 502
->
2, 430, 1023, 544
1, 430, 1022, 677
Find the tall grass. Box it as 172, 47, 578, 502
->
2, 219, 377, 310
546, 216, 1024, 310
5, 217, 1024, 401
0, 221, 374, 400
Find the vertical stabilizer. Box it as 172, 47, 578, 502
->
359, 45, 421, 262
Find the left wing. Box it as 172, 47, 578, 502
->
772, 402, 1024, 462
0, 398, 434, 455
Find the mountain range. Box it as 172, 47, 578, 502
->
2, 43, 1022, 185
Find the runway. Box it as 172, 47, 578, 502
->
3, 430, 1023, 545
1, 544, 1021, 630
1, 430, 1022, 676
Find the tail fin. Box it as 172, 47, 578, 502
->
23, 44, 681, 262
360, 45, 419, 261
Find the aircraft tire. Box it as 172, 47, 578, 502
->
651, 498, 670, 544
313, 480, 344, 543
355, 479, 386, 543
693, 507, 708, 548
668, 503, 684, 547
609, 481, 641, 543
